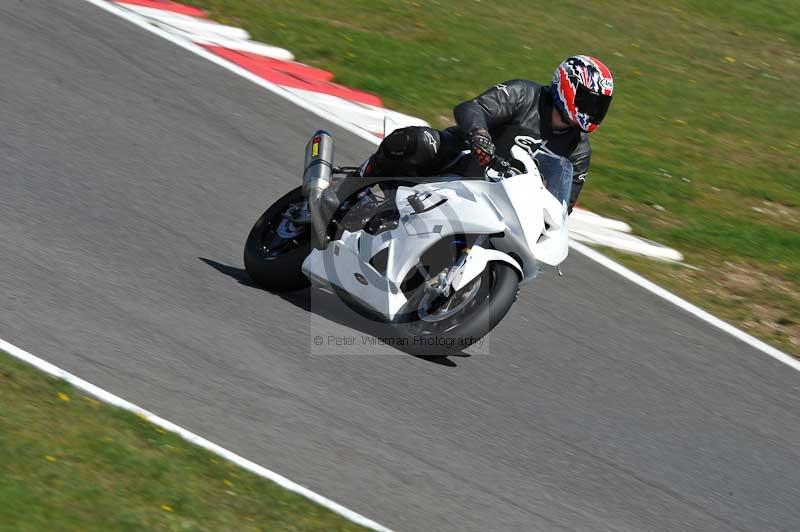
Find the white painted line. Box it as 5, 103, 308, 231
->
0, 338, 393, 532
569, 226, 684, 262
569, 242, 800, 371
571, 208, 632, 233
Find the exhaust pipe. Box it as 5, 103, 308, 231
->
302, 130, 334, 248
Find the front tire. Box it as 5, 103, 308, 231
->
244, 186, 311, 292
397, 261, 519, 354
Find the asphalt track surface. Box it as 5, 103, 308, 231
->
2, 2, 799, 531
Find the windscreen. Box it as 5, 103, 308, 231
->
533, 149, 573, 205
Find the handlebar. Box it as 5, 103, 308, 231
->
490, 157, 511, 172
486, 156, 517, 180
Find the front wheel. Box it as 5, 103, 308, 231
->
244, 186, 311, 292
397, 261, 519, 354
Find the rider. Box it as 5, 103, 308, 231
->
360, 55, 614, 213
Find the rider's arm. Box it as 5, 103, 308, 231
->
453, 79, 532, 135
568, 142, 591, 214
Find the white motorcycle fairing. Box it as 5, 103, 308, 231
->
301, 145, 570, 321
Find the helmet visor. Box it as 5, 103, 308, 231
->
574, 85, 612, 125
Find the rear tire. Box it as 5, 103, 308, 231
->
243, 186, 311, 292
397, 261, 519, 354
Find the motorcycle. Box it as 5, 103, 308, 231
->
243, 128, 573, 354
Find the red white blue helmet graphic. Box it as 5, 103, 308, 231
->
551, 55, 614, 133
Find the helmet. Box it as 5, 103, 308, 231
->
551, 55, 614, 132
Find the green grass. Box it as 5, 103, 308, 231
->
0, 351, 368, 532
180, 0, 800, 356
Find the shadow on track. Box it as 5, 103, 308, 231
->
199, 258, 470, 367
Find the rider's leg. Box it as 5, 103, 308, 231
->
360, 126, 444, 177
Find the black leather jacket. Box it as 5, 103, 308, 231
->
453, 79, 591, 212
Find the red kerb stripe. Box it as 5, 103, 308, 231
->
202, 45, 383, 107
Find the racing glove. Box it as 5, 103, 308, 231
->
468, 128, 495, 167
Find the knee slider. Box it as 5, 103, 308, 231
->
380, 128, 418, 159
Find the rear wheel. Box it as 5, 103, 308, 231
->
397, 261, 519, 354
243, 186, 311, 292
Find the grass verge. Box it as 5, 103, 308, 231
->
0, 350, 368, 532
180, 0, 800, 356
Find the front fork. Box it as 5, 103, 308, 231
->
424, 234, 489, 298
